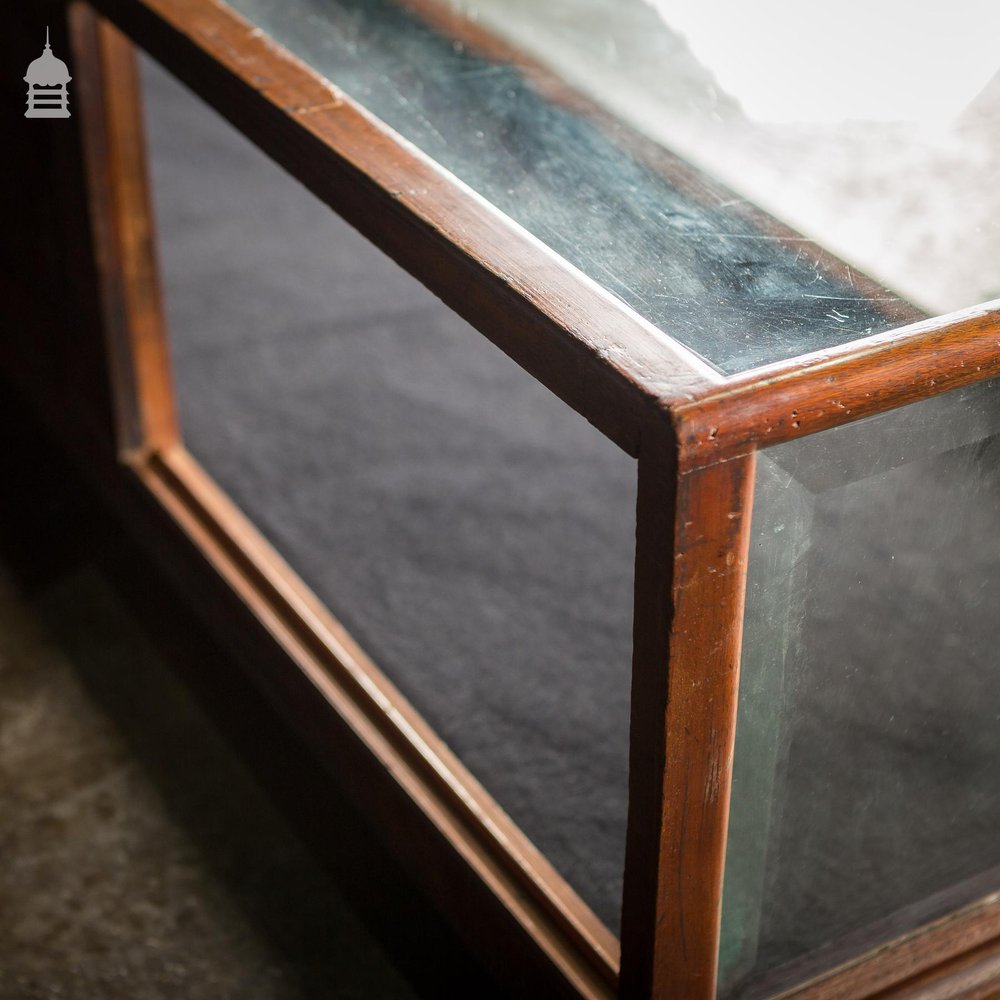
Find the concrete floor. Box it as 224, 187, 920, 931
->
0, 415, 498, 999
0, 564, 415, 999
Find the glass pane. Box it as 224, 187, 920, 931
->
721, 379, 1000, 997
453, 0, 1000, 324
142, 56, 635, 934
221, 0, 927, 375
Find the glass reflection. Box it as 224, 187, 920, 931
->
223, 0, 931, 373
721, 380, 1000, 997
648, 0, 1000, 123
142, 54, 636, 935
456, 0, 1000, 316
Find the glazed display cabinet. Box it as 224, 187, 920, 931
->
5, 1, 1000, 997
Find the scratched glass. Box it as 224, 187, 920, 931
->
720, 379, 1000, 998
224, 0, 1000, 374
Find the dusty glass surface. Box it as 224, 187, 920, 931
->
455, 0, 1000, 320
720, 380, 1000, 998
222, 0, 939, 374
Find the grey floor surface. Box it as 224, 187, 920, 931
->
0, 559, 421, 999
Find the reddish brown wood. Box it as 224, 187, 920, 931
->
88, 0, 718, 458
70, 3, 178, 457
55, 8, 621, 994
0, 337, 606, 1000
620, 425, 756, 998
772, 892, 1000, 1000
136, 442, 618, 997
884, 944, 1000, 1000
93, 0, 1000, 477
676, 301, 1000, 469
31, 4, 1000, 999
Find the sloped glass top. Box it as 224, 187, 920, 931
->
224, 0, 1000, 374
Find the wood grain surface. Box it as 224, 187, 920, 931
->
25, 1, 1000, 997
620, 427, 756, 998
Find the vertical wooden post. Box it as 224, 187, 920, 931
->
620, 422, 756, 998
69, 3, 177, 459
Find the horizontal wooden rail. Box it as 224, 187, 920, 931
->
90, 0, 719, 458
134, 441, 620, 997
676, 301, 1000, 468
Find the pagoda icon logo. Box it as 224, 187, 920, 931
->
25, 28, 71, 118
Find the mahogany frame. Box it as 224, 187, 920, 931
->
23, 0, 1000, 996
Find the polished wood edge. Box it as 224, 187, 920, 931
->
128, 441, 620, 997
69, 3, 178, 456
89, 0, 718, 459
766, 890, 1000, 1000
675, 301, 1000, 468
69, 2, 621, 989
620, 423, 756, 998
0, 343, 603, 998
883, 938, 1000, 1000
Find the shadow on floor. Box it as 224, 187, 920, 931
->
0, 393, 504, 999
